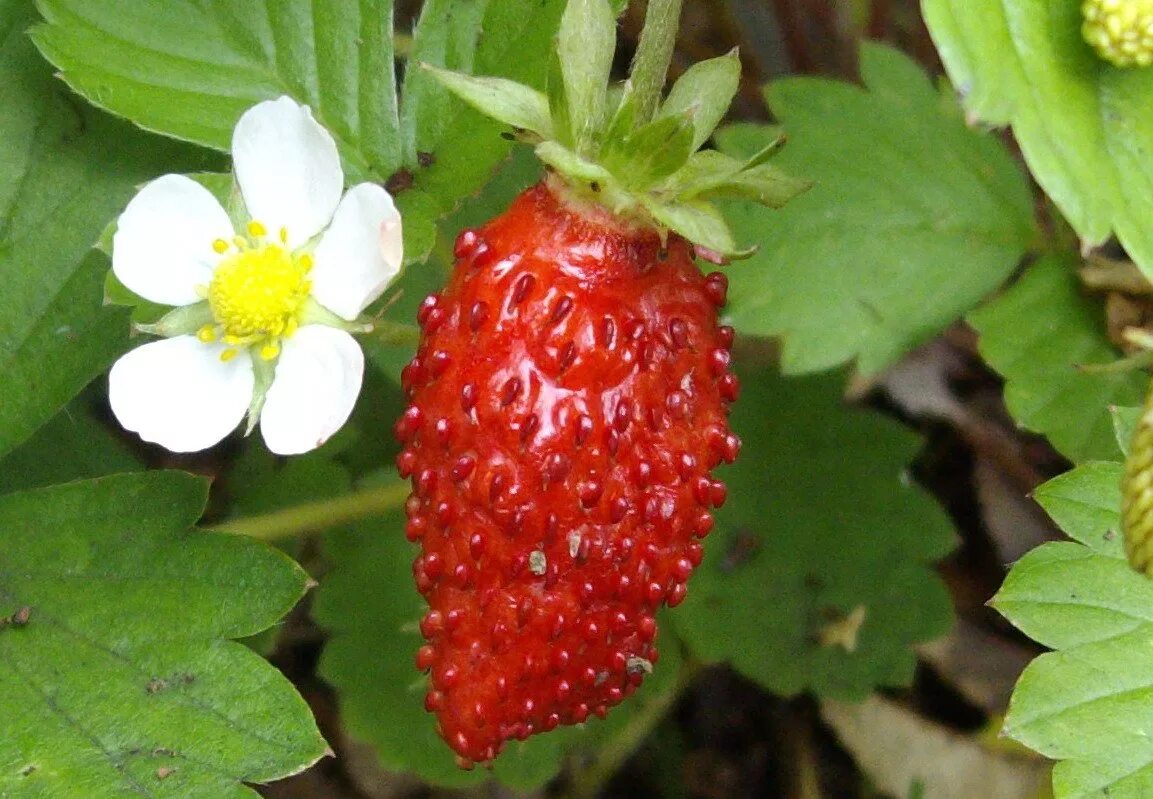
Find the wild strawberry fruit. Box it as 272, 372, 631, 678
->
397, 0, 807, 764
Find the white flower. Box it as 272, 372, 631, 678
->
108, 96, 403, 455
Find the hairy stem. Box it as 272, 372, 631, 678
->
209, 481, 410, 540
629, 0, 684, 124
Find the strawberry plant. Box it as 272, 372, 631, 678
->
5, 0, 1153, 796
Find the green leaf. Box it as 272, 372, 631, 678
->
316, 476, 691, 787
718, 43, 1035, 376
968, 256, 1145, 463
399, 0, 491, 164
994, 542, 1147, 651
991, 457, 1153, 796
674, 366, 955, 699
0, 5, 217, 459
405, 0, 566, 230
659, 50, 741, 151
1114, 405, 1142, 458
0, 389, 140, 495
556, 0, 615, 153
993, 532, 1153, 794
31, 0, 400, 182
421, 65, 553, 140
923, 0, 1153, 282
0, 472, 326, 797
1033, 460, 1125, 558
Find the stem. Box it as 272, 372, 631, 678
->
208, 482, 410, 540
566, 654, 701, 799
629, 0, 684, 125
371, 319, 422, 348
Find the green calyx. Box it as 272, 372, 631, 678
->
422, 0, 809, 259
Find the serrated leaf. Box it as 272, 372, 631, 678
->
924, 0, 1153, 282
556, 0, 614, 153
1008, 624, 1153, 798
0, 472, 326, 797
0, 5, 217, 459
399, 0, 490, 164
968, 256, 1145, 463
314, 479, 684, 787
659, 50, 741, 151
994, 541, 1151, 650
31, 0, 399, 182
406, 0, 565, 228
421, 66, 552, 139
718, 43, 1035, 376
1033, 461, 1125, 557
673, 366, 955, 699
994, 537, 1153, 795
1114, 405, 1142, 458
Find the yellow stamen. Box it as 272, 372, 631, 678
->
212, 238, 229, 254
220, 348, 239, 362
279, 226, 289, 244
204, 222, 312, 362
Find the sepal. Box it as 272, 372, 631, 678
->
641, 197, 754, 260
133, 300, 215, 338
659, 49, 741, 151
556, 0, 615, 154
419, 64, 553, 140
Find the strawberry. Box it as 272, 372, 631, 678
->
396, 0, 806, 764
395, 181, 739, 763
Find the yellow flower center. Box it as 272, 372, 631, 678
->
1083, 0, 1153, 68
200, 221, 313, 361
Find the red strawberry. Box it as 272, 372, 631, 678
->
399, 0, 805, 765
395, 181, 740, 764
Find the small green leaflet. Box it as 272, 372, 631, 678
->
968, 256, 1145, 463
674, 365, 955, 698
0, 472, 326, 797
996, 459, 1153, 797
924, 0, 1153, 282
719, 43, 1034, 376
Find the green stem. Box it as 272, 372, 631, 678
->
566, 653, 701, 799
208, 482, 410, 540
629, 0, 684, 125
371, 319, 421, 348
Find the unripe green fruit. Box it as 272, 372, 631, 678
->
1083, 0, 1153, 68
1123, 382, 1153, 576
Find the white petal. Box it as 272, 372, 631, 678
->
108, 336, 254, 453
310, 183, 404, 320
232, 96, 343, 247
112, 174, 233, 305
259, 326, 363, 455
